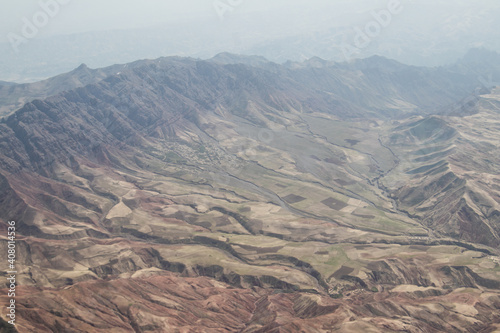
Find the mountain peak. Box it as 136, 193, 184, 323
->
209, 53, 270, 66
76, 63, 89, 71
304, 56, 330, 68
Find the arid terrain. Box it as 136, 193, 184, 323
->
0, 51, 500, 332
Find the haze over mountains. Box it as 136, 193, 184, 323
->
2, 48, 499, 118
0, 49, 500, 332
2, 0, 500, 82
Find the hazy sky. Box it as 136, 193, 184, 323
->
2, 0, 500, 43
0, 0, 391, 43
1, 0, 500, 82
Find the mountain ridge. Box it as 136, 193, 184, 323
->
1, 53, 500, 332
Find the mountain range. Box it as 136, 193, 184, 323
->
0, 50, 500, 332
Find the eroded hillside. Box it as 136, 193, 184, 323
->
0, 56, 499, 332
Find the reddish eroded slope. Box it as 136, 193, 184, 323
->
6, 270, 500, 332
